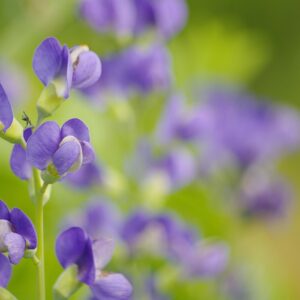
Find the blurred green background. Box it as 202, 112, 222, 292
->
0, 0, 300, 299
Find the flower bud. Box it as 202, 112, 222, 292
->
53, 265, 83, 300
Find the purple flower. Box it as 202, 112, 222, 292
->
182, 243, 229, 278
24, 118, 95, 183
239, 171, 290, 219
127, 141, 196, 193
81, 44, 171, 100
196, 89, 300, 168
64, 161, 103, 189
56, 227, 132, 299
33, 37, 101, 99
133, 0, 188, 38
0, 84, 13, 133
0, 253, 11, 288
0, 200, 37, 264
80, 0, 136, 37
64, 200, 121, 240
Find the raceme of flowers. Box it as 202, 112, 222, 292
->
0, 36, 133, 300
80, 0, 188, 39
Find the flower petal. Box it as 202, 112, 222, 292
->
92, 237, 115, 270
77, 238, 95, 285
53, 139, 82, 175
23, 127, 33, 142
81, 141, 95, 164
10, 208, 37, 249
56, 227, 87, 269
72, 51, 101, 89
61, 118, 90, 142
0, 84, 13, 132
92, 273, 133, 300
4, 232, 26, 264
0, 253, 11, 288
0, 200, 10, 220
32, 37, 63, 86
26, 121, 61, 170
55, 45, 73, 99
10, 144, 32, 180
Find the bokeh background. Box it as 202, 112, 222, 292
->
0, 0, 300, 299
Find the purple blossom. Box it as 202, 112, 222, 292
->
56, 227, 132, 299
196, 89, 300, 168
79, 0, 188, 39
24, 118, 95, 183
33, 37, 101, 98
239, 171, 290, 219
81, 44, 171, 100
133, 0, 188, 38
0, 84, 13, 133
0, 200, 37, 264
0, 253, 11, 288
65, 161, 103, 189
80, 0, 136, 37
127, 141, 196, 192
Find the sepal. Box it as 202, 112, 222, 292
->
0, 119, 24, 144
37, 84, 64, 123
53, 265, 83, 300
0, 288, 17, 300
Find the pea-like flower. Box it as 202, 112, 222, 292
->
25, 118, 95, 183
0, 200, 37, 264
33, 37, 101, 99
55, 227, 133, 300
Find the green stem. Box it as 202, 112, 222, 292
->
32, 168, 49, 300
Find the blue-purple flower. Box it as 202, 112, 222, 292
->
79, 0, 188, 39
81, 44, 171, 101
0, 200, 37, 264
23, 118, 95, 183
133, 0, 188, 38
80, 0, 136, 37
33, 37, 101, 99
56, 227, 132, 299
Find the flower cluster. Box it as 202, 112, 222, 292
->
64, 200, 229, 299
80, 0, 188, 39
0, 200, 37, 287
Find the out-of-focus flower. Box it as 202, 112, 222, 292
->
80, 0, 136, 37
0, 253, 11, 288
127, 141, 196, 194
182, 243, 229, 278
196, 89, 300, 168
0, 200, 37, 264
79, 0, 188, 39
33, 37, 101, 99
55, 227, 132, 299
25, 118, 95, 183
81, 44, 171, 101
133, 0, 188, 38
0, 60, 28, 106
64, 200, 121, 240
239, 169, 290, 219
65, 161, 103, 189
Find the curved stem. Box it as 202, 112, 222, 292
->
32, 168, 49, 300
